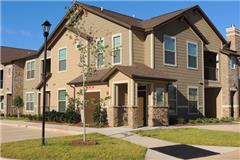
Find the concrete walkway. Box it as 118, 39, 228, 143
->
1, 120, 239, 160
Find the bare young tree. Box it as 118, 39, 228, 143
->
65, 1, 112, 142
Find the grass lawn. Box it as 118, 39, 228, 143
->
135, 128, 240, 147
1, 133, 146, 160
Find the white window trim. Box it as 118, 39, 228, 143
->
155, 87, 165, 107
58, 47, 67, 73
187, 41, 198, 70
187, 86, 199, 115
163, 35, 177, 67
25, 92, 35, 112
57, 88, 67, 112
26, 59, 36, 80
168, 84, 178, 115
96, 37, 105, 68
112, 33, 122, 65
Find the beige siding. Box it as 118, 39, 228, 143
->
144, 34, 151, 67
185, 11, 222, 52
80, 12, 130, 66
132, 30, 145, 64
23, 58, 40, 115
154, 19, 204, 112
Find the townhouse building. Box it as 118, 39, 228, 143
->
0, 46, 37, 115
1, 3, 239, 128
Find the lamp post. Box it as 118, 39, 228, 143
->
41, 20, 51, 145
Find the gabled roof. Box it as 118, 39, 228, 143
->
68, 63, 177, 86
0, 46, 38, 65
36, 2, 227, 57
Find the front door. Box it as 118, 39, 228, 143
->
85, 92, 100, 125
138, 90, 147, 126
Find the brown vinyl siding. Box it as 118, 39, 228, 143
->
132, 30, 145, 64
154, 19, 204, 109
185, 11, 222, 52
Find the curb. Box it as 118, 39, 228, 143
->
0, 122, 80, 135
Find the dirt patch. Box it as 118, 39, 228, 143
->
69, 140, 97, 145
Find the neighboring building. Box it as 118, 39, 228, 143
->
2, 3, 239, 128
0, 46, 37, 115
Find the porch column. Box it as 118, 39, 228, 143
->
128, 79, 138, 128
148, 83, 155, 127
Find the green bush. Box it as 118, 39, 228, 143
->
26, 110, 81, 124
220, 117, 234, 122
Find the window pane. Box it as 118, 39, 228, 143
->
188, 56, 197, 68
58, 90, 66, 101
188, 43, 197, 56
113, 36, 120, 48
189, 88, 197, 101
113, 49, 120, 64
168, 85, 176, 100
59, 60, 66, 71
164, 37, 175, 51
189, 101, 198, 113
59, 49, 66, 60
165, 51, 175, 65
59, 102, 66, 112
156, 88, 164, 106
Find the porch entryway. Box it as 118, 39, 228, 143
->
205, 88, 220, 118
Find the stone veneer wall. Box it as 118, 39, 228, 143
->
7, 61, 25, 115
148, 106, 169, 127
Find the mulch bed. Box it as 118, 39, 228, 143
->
69, 140, 97, 145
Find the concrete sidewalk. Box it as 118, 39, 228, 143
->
1, 120, 239, 160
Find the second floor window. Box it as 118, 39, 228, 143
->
0, 70, 3, 89
112, 34, 121, 64
59, 48, 67, 71
164, 35, 176, 66
187, 42, 198, 69
26, 60, 35, 79
26, 93, 34, 111
96, 38, 105, 68
230, 56, 237, 69
58, 90, 66, 112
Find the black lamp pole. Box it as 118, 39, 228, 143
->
41, 20, 51, 145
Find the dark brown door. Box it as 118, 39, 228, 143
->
7, 94, 12, 108
138, 91, 147, 126
85, 92, 100, 125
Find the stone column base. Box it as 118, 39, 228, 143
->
148, 106, 169, 127
128, 106, 138, 128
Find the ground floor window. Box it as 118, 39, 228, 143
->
188, 87, 198, 114
168, 85, 177, 113
58, 90, 66, 112
155, 87, 164, 106
26, 93, 34, 111
0, 96, 4, 110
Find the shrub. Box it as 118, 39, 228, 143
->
220, 117, 234, 122
27, 110, 81, 124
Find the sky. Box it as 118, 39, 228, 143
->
1, 0, 240, 50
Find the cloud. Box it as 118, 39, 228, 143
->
1, 28, 32, 37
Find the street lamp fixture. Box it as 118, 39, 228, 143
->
41, 20, 51, 145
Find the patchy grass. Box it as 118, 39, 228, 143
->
135, 128, 240, 147
1, 133, 146, 160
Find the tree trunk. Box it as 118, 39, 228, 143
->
17, 108, 20, 119
82, 73, 86, 142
